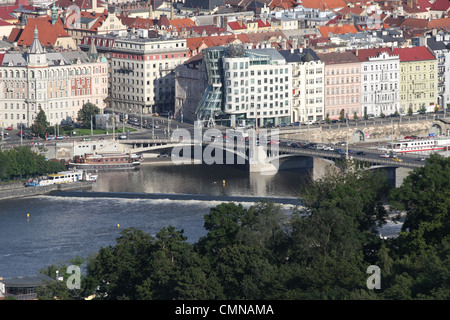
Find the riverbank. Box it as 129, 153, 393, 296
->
0, 181, 94, 201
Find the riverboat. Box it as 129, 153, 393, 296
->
27, 170, 97, 187
68, 152, 141, 170
387, 135, 450, 154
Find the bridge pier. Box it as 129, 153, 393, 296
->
249, 146, 278, 175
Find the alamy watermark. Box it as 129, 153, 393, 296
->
366, 265, 381, 290
169, 121, 279, 170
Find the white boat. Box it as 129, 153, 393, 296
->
27, 170, 97, 187
387, 135, 450, 154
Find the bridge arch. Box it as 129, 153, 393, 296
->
352, 130, 365, 142
430, 123, 442, 135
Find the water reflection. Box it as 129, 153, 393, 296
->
92, 162, 310, 198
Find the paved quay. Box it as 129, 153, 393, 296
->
0, 181, 93, 201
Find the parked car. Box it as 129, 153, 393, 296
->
6, 126, 13, 130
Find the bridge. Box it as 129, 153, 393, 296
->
118, 138, 426, 175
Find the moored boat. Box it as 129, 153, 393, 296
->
387, 135, 450, 154
68, 152, 141, 170
27, 170, 96, 187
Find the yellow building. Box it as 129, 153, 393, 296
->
393, 46, 438, 113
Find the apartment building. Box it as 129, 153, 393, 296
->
197, 45, 292, 127
356, 47, 400, 117
318, 51, 362, 120
107, 32, 190, 115
0, 28, 108, 129
393, 46, 438, 113
280, 48, 324, 123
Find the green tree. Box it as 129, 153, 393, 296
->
389, 154, 450, 253
31, 110, 49, 138
408, 106, 413, 116
77, 102, 100, 128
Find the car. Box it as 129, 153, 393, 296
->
392, 157, 403, 162
6, 126, 13, 130
356, 151, 366, 155
404, 136, 414, 139
379, 154, 390, 158
118, 134, 127, 140
82, 137, 91, 141
279, 123, 287, 127
323, 146, 334, 151
157, 153, 169, 158
415, 157, 426, 161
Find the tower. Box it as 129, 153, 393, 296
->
51, 3, 58, 26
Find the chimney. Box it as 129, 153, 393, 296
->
92, 0, 97, 12
149, 0, 153, 19
293, 37, 298, 49
282, 38, 287, 50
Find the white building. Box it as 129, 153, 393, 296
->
222, 47, 292, 127
109, 32, 190, 114
279, 48, 324, 123
356, 47, 400, 117
0, 28, 108, 129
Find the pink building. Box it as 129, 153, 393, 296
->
318, 51, 362, 120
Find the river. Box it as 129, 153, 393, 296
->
0, 162, 404, 279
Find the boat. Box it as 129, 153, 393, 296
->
68, 152, 141, 170
387, 135, 450, 154
27, 170, 96, 187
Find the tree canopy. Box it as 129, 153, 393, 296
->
36, 156, 450, 300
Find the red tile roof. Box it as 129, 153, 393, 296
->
356, 47, 396, 61
319, 24, 358, 37
430, 0, 450, 11
14, 16, 72, 47
301, 0, 346, 10
428, 17, 450, 29
269, 0, 299, 10
393, 46, 436, 61
228, 21, 246, 30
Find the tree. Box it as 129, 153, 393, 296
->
31, 110, 49, 138
408, 106, 413, 116
353, 111, 359, 120
77, 102, 100, 128
389, 154, 450, 253
325, 113, 331, 124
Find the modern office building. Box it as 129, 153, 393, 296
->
197, 45, 292, 127
0, 28, 108, 129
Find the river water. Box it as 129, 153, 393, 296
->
0, 162, 403, 279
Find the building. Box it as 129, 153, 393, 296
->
280, 48, 324, 123
62, 5, 127, 45
197, 44, 292, 127
318, 51, 362, 120
393, 46, 438, 113
356, 47, 400, 117
174, 53, 208, 124
8, 6, 77, 50
0, 28, 108, 129
108, 32, 190, 115
0, 274, 55, 300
